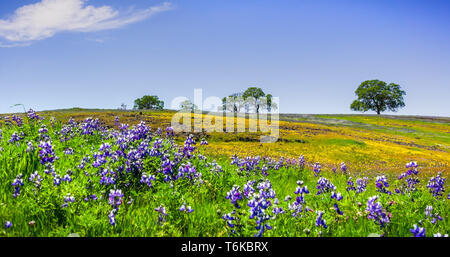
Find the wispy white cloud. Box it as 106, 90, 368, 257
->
0, 0, 172, 46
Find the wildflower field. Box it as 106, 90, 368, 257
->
0, 109, 449, 237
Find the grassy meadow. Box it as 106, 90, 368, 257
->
40, 108, 450, 175
0, 108, 448, 237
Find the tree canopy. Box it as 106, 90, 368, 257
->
133, 95, 164, 110
221, 87, 276, 113
350, 80, 406, 115
242, 87, 263, 113
179, 100, 199, 112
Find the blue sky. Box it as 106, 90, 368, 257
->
0, 0, 449, 116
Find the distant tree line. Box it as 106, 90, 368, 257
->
222, 87, 277, 114
130, 80, 406, 116
131, 87, 276, 114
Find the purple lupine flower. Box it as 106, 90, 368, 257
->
62, 174, 72, 183
154, 127, 162, 136
261, 165, 269, 176
243, 180, 256, 199
274, 157, 284, 170
356, 177, 368, 193
108, 209, 117, 226
410, 225, 425, 237
12, 115, 23, 127
127, 197, 134, 205
67, 117, 77, 126
99, 168, 116, 185
43, 163, 55, 175
180, 134, 196, 158
226, 185, 243, 208
366, 196, 390, 228
176, 162, 200, 181
313, 162, 321, 177
347, 177, 356, 191
231, 155, 239, 165
12, 174, 23, 198
108, 189, 124, 209
200, 138, 208, 145
3, 116, 10, 125
9, 132, 21, 143
398, 162, 417, 179
58, 124, 75, 142
434, 233, 449, 237
257, 180, 276, 199
5, 221, 12, 228
424, 205, 443, 224
84, 194, 98, 202
160, 156, 175, 181
222, 211, 237, 232
247, 180, 276, 237
287, 158, 297, 166
331, 192, 343, 201
208, 160, 223, 175
62, 193, 75, 208
26, 142, 35, 152
130, 121, 152, 141
405, 177, 420, 191
53, 174, 61, 186
272, 206, 285, 215
80, 117, 102, 135
29, 171, 43, 187
375, 176, 391, 194
140, 173, 156, 188
235, 156, 261, 174
114, 116, 120, 126
315, 211, 327, 228
77, 156, 90, 169
165, 127, 174, 137
99, 143, 112, 153
340, 162, 347, 173
425, 205, 433, 217
155, 204, 168, 224
406, 161, 418, 172
290, 181, 310, 217
427, 173, 446, 198
119, 123, 129, 134
27, 109, 40, 120
298, 155, 305, 168
316, 177, 336, 195
38, 125, 50, 140
64, 148, 74, 155
38, 140, 57, 165
179, 203, 194, 213
294, 181, 309, 194
398, 162, 420, 192
334, 203, 343, 215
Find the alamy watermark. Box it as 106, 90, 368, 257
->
170, 89, 279, 143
